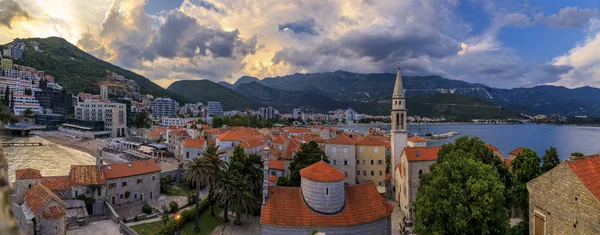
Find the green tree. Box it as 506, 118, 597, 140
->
414, 150, 509, 234
161, 213, 169, 226
276, 176, 292, 186
288, 141, 329, 186
211, 117, 222, 128
228, 174, 258, 225
24, 88, 32, 96
133, 111, 152, 128
184, 158, 213, 232
23, 108, 33, 116
230, 145, 247, 175
541, 146, 559, 172
9, 91, 14, 110
571, 152, 584, 157
213, 166, 236, 223
4, 86, 9, 105
510, 148, 541, 234
201, 142, 227, 217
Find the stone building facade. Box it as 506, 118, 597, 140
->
12, 182, 67, 235
527, 155, 600, 235
324, 134, 357, 185
103, 161, 161, 206
356, 136, 388, 186
261, 161, 393, 235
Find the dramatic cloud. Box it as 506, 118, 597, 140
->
536, 7, 600, 28
538, 64, 574, 75
278, 19, 318, 35
0, 0, 32, 29
189, 0, 220, 13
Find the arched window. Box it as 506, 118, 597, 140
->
400, 113, 405, 129
396, 113, 400, 127
418, 169, 423, 179
326, 188, 329, 195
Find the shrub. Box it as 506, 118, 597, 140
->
125, 191, 131, 198
160, 176, 171, 193
169, 201, 179, 213
156, 198, 210, 235
142, 204, 153, 214
187, 192, 196, 205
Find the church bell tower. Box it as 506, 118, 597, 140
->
390, 67, 407, 185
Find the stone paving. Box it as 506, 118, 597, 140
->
389, 199, 415, 235
210, 213, 261, 235
66, 220, 120, 235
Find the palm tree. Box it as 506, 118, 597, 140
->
228, 175, 258, 225
184, 158, 213, 232
201, 142, 227, 216
213, 166, 235, 223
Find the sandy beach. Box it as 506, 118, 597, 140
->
39, 134, 127, 164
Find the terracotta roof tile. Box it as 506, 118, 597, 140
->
184, 137, 206, 148
24, 182, 66, 214
567, 154, 600, 202
283, 140, 301, 160
356, 136, 388, 146
270, 159, 285, 170
268, 175, 278, 183
42, 176, 71, 191
261, 183, 393, 226
71, 165, 106, 185
405, 146, 441, 162
509, 147, 524, 156
299, 161, 345, 182
271, 136, 287, 144
325, 134, 356, 145
216, 130, 253, 141
504, 158, 512, 170
147, 131, 160, 137
241, 139, 265, 148
486, 144, 499, 152
408, 136, 426, 142
103, 160, 161, 179
16, 168, 42, 180
42, 206, 66, 219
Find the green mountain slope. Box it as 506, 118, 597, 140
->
7, 37, 187, 102
167, 80, 258, 110
407, 93, 523, 121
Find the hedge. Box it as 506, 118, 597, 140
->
156, 198, 209, 235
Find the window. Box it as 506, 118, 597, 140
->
134, 193, 138, 199
186, 152, 189, 159
109, 183, 116, 189
150, 191, 153, 200
379, 171, 382, 176
534, 211, 546, 235
418, 169, 423, 179
357, 171, 360, 176
75, 190, 78, 197
356, 160, 360, 164
363, 160, 366, 165
378, 160, 383, 165
152, 175, 156, 181
344, 171, 348, 177
120, 194, 123, 199
363, 171, 366, 176
371, 160, 374, 165
28, 184, 31, 188
343, 147, 348, 153
55, 225, 58, 231
332, 147, 337, 153
374, 147, 379, 153
122, 181, 127, 187
344, 160, 348, 165
371, 171, 374, 176
332, 160, 337, 165
137, 179, 143, 184
378, 182, 382, 186
359, 147, 364, 153
98, 188, 101, 196
326, 188, 329, 195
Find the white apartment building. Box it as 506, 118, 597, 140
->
10, 94, 43, 115
0, 76, 39, 96
161, 117, 197, 127
75, 98, 127, 137
152, 97, 179, 117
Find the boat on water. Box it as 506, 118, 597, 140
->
430, 131, 460, 139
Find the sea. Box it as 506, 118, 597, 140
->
336, 123, 600, 160
2, 135, 95, 184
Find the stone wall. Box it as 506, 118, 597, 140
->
105, 202, 121, 223
325, 143, 356, 185
14, 178, 42, 204
261, 216, 391, 235
527, 163, 600, 235
36, 199, 66, 235
300, 178, 344, 214
120, 221, 139, 235
106, 172, 160, 206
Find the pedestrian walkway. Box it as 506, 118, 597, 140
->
66, 220, 119, 235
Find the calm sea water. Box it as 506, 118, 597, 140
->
2, 135, 95, 184
338, 123, 600, 160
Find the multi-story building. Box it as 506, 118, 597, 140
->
113, 98, 132, 128
74, 98, 127, 137
161, 117, 197, 127
292, 108, 302, 120
345, 108, 355, 123
261, 161, 393, 234
324, 134, 357, 185
0, 76, 39, 95
182, 137, 207, 162
104, 160, 161, 205
206, 101, 223, 125
10, 94, 43, 115
35, 83, 74, 115
258, 106, 279, 119
1, 58, 12, 69
152, 97, 179, 117
35, 113, 66, 130
355, 135, 388, 186
178, 103, 201, 117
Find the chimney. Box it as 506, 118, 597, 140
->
96, 146, 104, 172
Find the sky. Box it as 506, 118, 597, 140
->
1, 0, 600, 89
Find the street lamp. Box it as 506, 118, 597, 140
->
175, 214, 182, 235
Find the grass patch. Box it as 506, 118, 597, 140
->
131, 205, 224, 235
166, 182, 195, 196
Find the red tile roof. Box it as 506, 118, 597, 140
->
241, 139, 265, 148
504, 158, 512, 170
271, 135, 287, 144
147, 131, 160, 137
24, 182, 66, 214
184, 137, 206, 148
217, 130, 253, 141
268, 175, 278, 183
16, 168, 42, 180
356, 136, 387, 146
300, 161, 345, 182
408, 136, 426, 142
270, 159, 285, 170
283, 140, 301, 160
70, 165, 106, 185
42, 176, 71, 191
325, 134, 356, 145
103, 160, 161, 179
509, 147, 524, 156
261, 183, 393, 226
486, 144, 500, 152
42, 206, 66, 219
404, 146, 442, 162
567, 154, 600, 202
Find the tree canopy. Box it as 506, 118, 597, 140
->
510, 148, 541, 234
414, 150, 509, 234
571, 152, 584, 157
288, 141, 329, 186
541, 146, 559, 172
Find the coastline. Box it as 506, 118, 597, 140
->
39, 134, 127, 164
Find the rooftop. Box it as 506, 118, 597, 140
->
24, 182, 66, 214
356, 136, 387, 146
325, 134, 356, 145
42, 176, 71, 191
183, 137, 206, 148
404, 146, 442, 162
261, 183, 393, 227
509, 147, 524, 156
16, 168, 42, 180
299, 161, 345, 182
71, 165, 106, 185
408, 136, 426, 142
103, 160, 161, 179
567, 154, 600, 202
